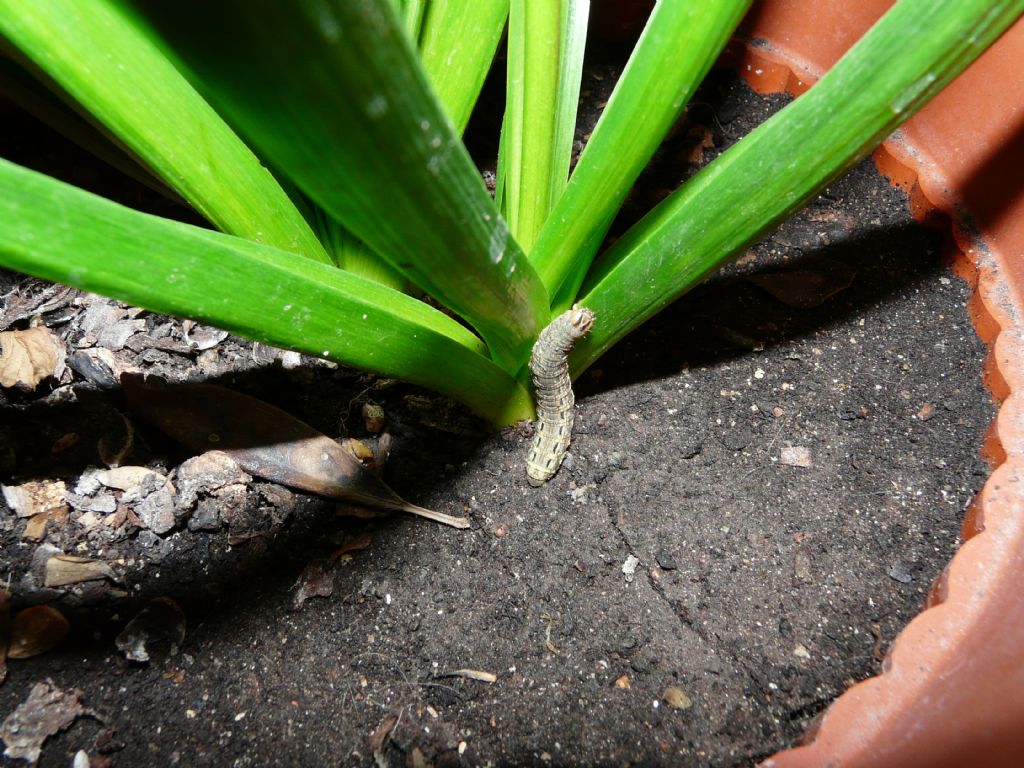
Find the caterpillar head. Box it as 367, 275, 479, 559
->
569, 306, 595, 335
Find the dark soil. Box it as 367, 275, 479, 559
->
0, 64, 994, 767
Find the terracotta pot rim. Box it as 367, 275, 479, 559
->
724, 26, 1024, 768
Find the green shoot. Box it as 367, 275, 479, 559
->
531, 0, 753, 310
500, 0, 589, 253
572, 0, 1024, 375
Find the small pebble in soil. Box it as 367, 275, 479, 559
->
663, 687, 693, 710
621, 554, 640, 583
655, 549, 679, 571
779, 446, 813, 468
888, 562, 914, 584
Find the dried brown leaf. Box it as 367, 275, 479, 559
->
8, 606, 69, 659
0, 327, 64, 389
368, 714, 398, 754
331, 531, 374, 559
115, 597, 186, 663
291, 560, 335, 610
123, 376, 469, 528
344, 438, 375, 463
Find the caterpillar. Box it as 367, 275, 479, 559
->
526, 306, 595, 486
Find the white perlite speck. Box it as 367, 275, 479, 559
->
622, 555, 640, 582
780, 446, 813, 467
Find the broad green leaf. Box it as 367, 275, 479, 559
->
501, 0, 589, 254
0, 0, 330, 264
573, 0, 1024, 375
532, 0, 752, 308
0, 159, 534, 425
419, 0, 510, 135
132, 0, 548, 372
0, 54, 174, 200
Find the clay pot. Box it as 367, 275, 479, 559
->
596, 0, 1024, 763
728, 3, 1024, 766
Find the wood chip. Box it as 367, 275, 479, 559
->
0, 327, 65, 389
362, 403, 386, 433
0, 680, 84, 763
0, 283, 74, 331
22, 513, 48, 540
440, 669, 497, 683
50, 433, 79, 454
368, 714, 398, 754
182, 321, 229, 351
67, 347, 126, 388
44, 555, 116, 587
96, 466, 167, 492
174, 450, 251, 510
2, 480, 67, 518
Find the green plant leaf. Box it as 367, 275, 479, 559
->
531, 0, 752, 308
132, 0, 548, 372
572, 0, 1024, 375
401, 0, 427, 40
328, 230, 409, 292
552, 0, 589, 208
0, 54, 175, 201
500, 0, 589, 254
419, 0, 510, 135
0, 0, 330, 264
0, 158, 534, 425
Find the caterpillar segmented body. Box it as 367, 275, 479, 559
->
526, 307, 595, 486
